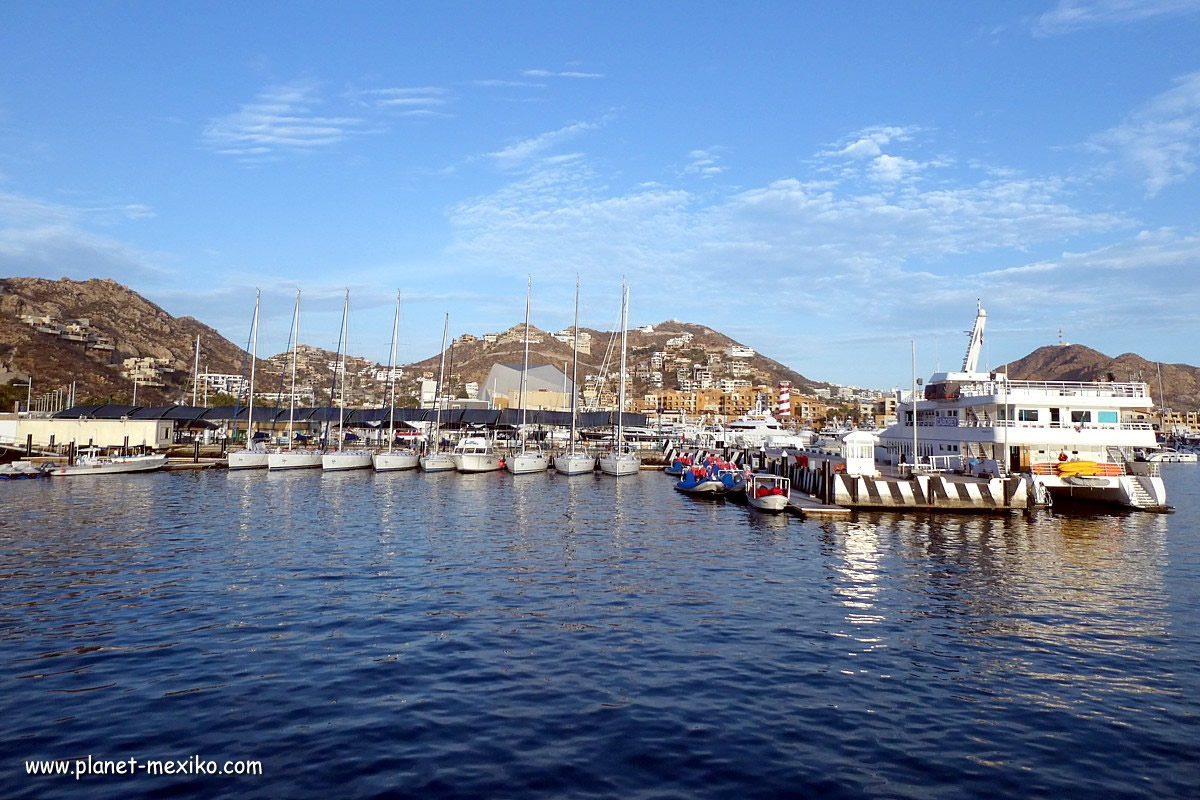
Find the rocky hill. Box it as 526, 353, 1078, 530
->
402, 319, 824, 401
0, 277, 272, 405
1005, 345, 1200, 411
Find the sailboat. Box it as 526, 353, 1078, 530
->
228, 289, 269, 469
374, 290, 419, 471
507, 277, 550, 474
268, 291, 323, 470
598, 282, 640, 476
555, 276, 595, 475
420, 314, 456, 472
323, 290, 373, 471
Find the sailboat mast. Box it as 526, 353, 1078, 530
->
433, 314, 449, 452
288, 291, 300, 450
570, 276, 579, 454
191, 334, 201, 406
386, 290, 400, 452
336, 290, 349, 452
520, 276, 531, 448
247, 290, 259, 446
617, 282, 628, 448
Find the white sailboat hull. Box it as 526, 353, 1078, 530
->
554, 452, 595, 475
507, 452, 550, 474
227, 451, 270, 470
420, 453, 457, 472
267, 451, 324, 471
50, 454, 167, 477
599, 452, 640, 476
374, 451, 420, 471
322, 451, 373, 471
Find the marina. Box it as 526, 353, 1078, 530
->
2, 464, 1197, 799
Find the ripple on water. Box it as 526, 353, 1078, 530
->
1, 469, 1198, 799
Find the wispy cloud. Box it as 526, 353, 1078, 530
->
346, 86, 451, 117
1033, 0, 1200, 36
471, 79, 546, 89
820, 125, 946, 184
1088, 70, 1200, 195
203, 81, 369, 161
522, 69, 605, 79
487, 121, 598, 169
683, 148, 725, 178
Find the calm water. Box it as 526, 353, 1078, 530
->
1, 466, 1198, 799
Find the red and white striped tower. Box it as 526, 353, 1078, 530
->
777, 381, 792, 418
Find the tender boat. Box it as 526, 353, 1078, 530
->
674, 466, 726, 495
50, 450, 167, 477
879, 302, 1168, 510
1143, 448, 1198, 463
664, 455, 693, 476
745, 474, 790, 513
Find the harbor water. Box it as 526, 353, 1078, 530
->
2, 467, 1198, 799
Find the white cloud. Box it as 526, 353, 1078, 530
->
683, 148, 725, 178
1033, 0, 1200, 36
829, 126, 918, 159
203, 81, 369, 161
487, 121, 597, 169
1088, 71, 1200, 195
522, 69, 605, 79
869, 154, 921, 183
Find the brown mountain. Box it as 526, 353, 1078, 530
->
1006, 344, 1200, 411
0, 277, 270, 405
405, 319, 824, 398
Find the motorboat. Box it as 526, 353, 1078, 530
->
0, 461, 50, 479
745, 474, 790, 512
878, 302, 1167, 510
454, 436, 503, 473
1142, 447, 1198, 463
49, 450, 167, 477
728, 413, 810, 449
674, 466, 725, 495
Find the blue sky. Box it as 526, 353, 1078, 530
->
2, 1, 1198, 387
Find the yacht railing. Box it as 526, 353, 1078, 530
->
957, 380, 1150, 399
906, 420, 1154, 431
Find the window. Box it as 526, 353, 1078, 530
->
1018, 409, 1039, 422
1071, 411, 1092, 423
1098, 411, 1118, 424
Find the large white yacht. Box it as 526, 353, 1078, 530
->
727, 412, 812, 450
879, 303, 1167, 511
